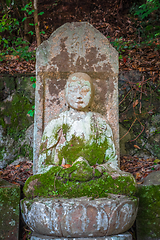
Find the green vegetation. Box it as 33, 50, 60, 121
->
0, 13, 35, 61
133, 0, 160, 46
111, 0, 160, 58
23, 165, 137, 199
0, 1, 45, 61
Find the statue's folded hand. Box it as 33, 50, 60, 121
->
59, 157, 93, 181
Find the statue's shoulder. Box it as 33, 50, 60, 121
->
90, 112, 110, 125
90, 112, 113, 137
43, 111, 68, 134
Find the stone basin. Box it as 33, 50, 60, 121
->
21, 194, 138, 238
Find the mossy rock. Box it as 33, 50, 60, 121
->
23, 165, 137, 199
0, 92, 32, 141
136, 184, 160, 240
0, 179, 20, 240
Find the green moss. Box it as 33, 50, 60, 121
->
136, 185, 160, 239
0, 180, 20, 240
23, 166, 137, 199
0, 93, 32, 141
58, 135, 108, 166
69, 160, 94, 181
62, 123, 70, 136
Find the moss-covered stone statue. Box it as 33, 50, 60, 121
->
24, 72, 136, 199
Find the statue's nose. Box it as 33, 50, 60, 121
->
77, 96, 82, 99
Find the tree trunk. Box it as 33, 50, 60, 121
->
32, 0, 41, 46
22, 0, 32, 42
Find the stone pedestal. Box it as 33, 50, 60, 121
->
31, 232, 132, 240
0, 179, 20, 240
21, 195, 138, 238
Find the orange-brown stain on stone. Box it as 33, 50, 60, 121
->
50, 37, 72, 72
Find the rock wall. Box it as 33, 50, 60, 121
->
0, 70, 160, 169
0, 74, 35, 168
119, 70, 160, 159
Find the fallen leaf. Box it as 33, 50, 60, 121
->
135, 172, 142, 180
154, 159, 160, 164
123, 57, 127, 63
62, 164, 72, 168
133, 100, 139, 108
5, 55, 19, 60
15, 164, 21, 169
134, 145, 141, 149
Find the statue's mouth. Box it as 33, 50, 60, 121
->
76, 101, 83, 104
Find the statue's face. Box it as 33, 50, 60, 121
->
65, 73, 93, 110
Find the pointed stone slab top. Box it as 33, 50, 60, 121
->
34, 22, 119, 174
36, 22, 118, 73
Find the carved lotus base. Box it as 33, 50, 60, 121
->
21, 194, 138, 238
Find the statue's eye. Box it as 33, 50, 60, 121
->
81, 87, 90, 93
68, 86, 76, 92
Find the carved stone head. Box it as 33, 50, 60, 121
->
65, 72, 94, 110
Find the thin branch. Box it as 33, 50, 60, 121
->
130, 118, 145, 142
119, 89, 132, 105
120, 118, 137, 140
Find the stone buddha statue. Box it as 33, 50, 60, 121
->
24, 72, 136, 199
38, 73, 119, 177
21, 23, 138, 238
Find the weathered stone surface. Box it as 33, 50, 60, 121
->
136, 171, 160, 240
21, 195, 138, 238
0, 179, 20, 240
31, 231, 132, 240
142, 171, 160, 186
34, 22, 119, 174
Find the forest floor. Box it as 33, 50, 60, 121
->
0, 0, 160, 239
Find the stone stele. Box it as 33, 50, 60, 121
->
34, 22, 119, 174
